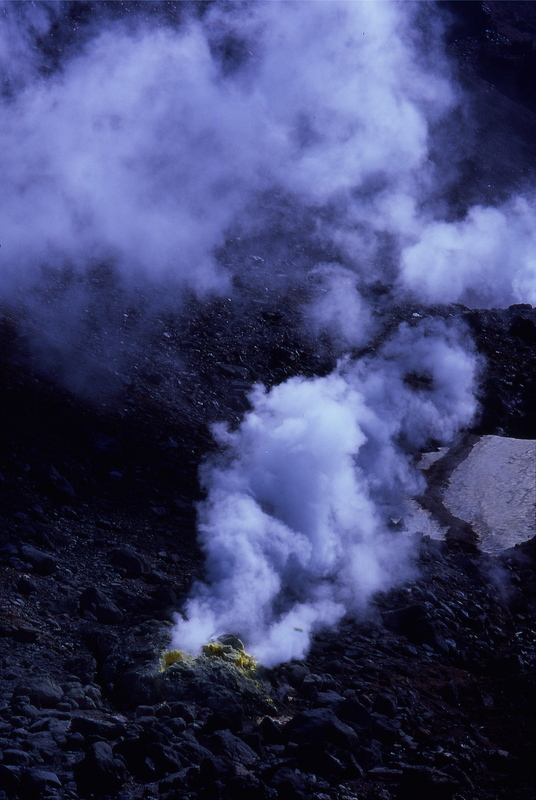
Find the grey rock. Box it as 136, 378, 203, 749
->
372, 692, 398, 718
259, 716, 283, 745
175, 738, 214, 767
334, 697, 371, 728
0, 764, 20, 795
70, 715, 123, 740
13, 677, 63, 709
73, 741, 125, 796
79, 586, 124, 624
1, 750, 33, 767
16, 575, 38, 595
110, 547, 149, 576
283, 708, 359, 751
44, 465, 77, 504
20, 768, 61, 799
286, 664, 309, 688
313, 690, 346, 708
371, 715, 400, 745
203, 729, 259, 767
18, 546, 56, 576
398, 764, 459, 800
63, 655, 97, 685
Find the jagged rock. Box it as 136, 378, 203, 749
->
294, 740, 364, 781
371, 715, 401, 745
397, 764, 459, 800
13, 677, 63, 709
259, 716, 283, 745
175, 737, 214, 767
16, 575, 38, 595
283, 708, 359, 751
108, 664, 159, 708
159, 656, 273, 717
70, 714, 123, 740
110, 546, 149, 576
18, 546, 56, 576
269, 766, 311, 799
199, 755, 237, 784
79, 586, 124, 624
73, 741, 125, 796
63, 654, 98, 685
35, 465, 77, 504
373, 693, 398, 718
19, 768, 62, 799
203, 706, 243, 734
0, 764, 20, 796
286, 663, 309, 688
115, 735, 182, 781
203, 729, 259, 767
334, 697, 371, 728
1, 750, 33, 767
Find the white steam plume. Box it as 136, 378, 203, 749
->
0, 2, 533, 324
1, 2, 533, 665
172, 320, 478, 666
400, 198, 536, 307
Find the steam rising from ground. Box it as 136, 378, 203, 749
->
172, 320, 478, 666
0, 2, 533, 664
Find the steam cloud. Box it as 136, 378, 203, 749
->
0, 2, 533, 664
172, 321, 478, 666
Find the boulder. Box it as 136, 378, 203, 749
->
79, 586, 124, 624
19, 769, 61, 800
73, 741, 125, 796
110, 547, 149, 576
283, 708, 359, 751
18, 546, 56, 576
13, 677, 63, 709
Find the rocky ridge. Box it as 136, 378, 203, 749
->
0, 300, 535, 800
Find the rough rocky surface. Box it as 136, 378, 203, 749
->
442, 436, 535, 554
0, 292, 534, 800
0, 3, 535, 800
409, 435, 536, 554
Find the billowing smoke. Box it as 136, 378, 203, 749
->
172, 320, 478, 666
1, 2, 533, 321
0, 1, 533, 664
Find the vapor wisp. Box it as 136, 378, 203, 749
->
171, 320, 478, 666
0, 2, 534, 666
1, 0, 534, 351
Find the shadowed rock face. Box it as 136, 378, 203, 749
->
0, 298, 534, 800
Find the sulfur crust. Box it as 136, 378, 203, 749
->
159, 649, 195, 672
160, 642, 258, 676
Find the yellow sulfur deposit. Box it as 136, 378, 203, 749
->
160, 637, 258, 676
201, 635, 259, 675
159, 649, 194, 672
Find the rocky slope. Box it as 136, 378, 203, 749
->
0, 298, 534, 800
1, 3, 536, 799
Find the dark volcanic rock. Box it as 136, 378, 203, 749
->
203, 729, 259, 767
13, 677, 63, 709
18, 546, 56, 576
73, 741, 125, 796
110, 546, 150, 576
19, 768, 62, 800
159, 657, 273, 716
283, 707, 359, 751
0, 13, 534, 800
397, 764, 460, 800
79, 586, 125, 624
